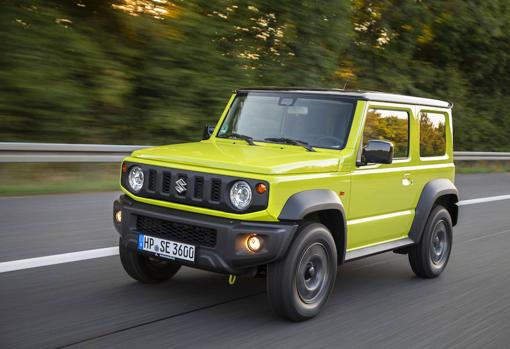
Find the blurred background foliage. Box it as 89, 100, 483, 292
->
1, 0, 510, 150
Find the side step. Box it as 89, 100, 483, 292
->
344, 238, 415, 262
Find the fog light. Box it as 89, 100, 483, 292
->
246, 235, 263, 252
115, 210, 122, 223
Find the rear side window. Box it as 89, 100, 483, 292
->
363, 109, 409, 158
420, 111, 446, 157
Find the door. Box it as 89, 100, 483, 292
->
347, 104, 417, 250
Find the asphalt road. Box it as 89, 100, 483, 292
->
1, 173, 510, 348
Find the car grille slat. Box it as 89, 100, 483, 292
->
162, 171, 172, 193
148, 169, 157, 191
210, 179, 222, 202
136, 215, 217, 247
194, 176, 204, 199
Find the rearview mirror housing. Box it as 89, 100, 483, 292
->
202, 125, 215, 140
361, 140, 393, 165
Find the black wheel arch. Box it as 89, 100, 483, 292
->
278, 189, 347, 264
408, 178, 459, 243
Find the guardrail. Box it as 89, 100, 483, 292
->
1, 142, 510, 162
452, 151, 510, 161
0, 142, 149, 163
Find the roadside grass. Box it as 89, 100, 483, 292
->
0, 163, 119, 196
455, 161, 510, 174
1, 161, 509, 196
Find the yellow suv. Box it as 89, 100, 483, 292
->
113, 88, 458, 321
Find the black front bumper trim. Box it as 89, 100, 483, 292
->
114, 195, 297, 274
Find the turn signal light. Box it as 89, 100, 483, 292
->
115, 210, 122, 223
122, 162, 127, 173
246, 235, 263, 252
256, 183, 267, 194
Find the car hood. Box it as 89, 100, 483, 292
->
131, 141, 341, 175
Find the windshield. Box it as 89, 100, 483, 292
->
217, 92, 356, 150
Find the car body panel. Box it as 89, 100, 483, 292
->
131, 140, 343, 175
345, 101, 454, 250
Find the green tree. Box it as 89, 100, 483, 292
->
1, 0, 510, 151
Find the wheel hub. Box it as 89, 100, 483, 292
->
304, 263, 316, 280
430, 221, 449, 266
296, 243, 330, 304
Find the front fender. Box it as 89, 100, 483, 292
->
278, 189, 347, 262
278, 189, 346, 221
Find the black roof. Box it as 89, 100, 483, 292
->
235, 87, 452, 108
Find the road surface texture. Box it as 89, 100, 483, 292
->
1, 173, 510, 348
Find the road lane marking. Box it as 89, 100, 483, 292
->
1, 193, 510, 274
0, 247, 118, 273
458, 194, 510, 206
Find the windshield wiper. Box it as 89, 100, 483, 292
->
226, 133, 256, 146
264, 137, 316, 152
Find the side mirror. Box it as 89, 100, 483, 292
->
362, 140, 393, 165
202, 125, 215, 140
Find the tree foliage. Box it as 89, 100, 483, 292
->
0, 0, 509, 150
420, 112, 446, 157
363, 110, 409, 158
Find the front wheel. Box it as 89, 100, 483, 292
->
408, 205, 453, 278
119, 238, 181, 283
267, 222, 337, 321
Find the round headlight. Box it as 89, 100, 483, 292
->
230, 181, 252, 210
128, 166, 144, 192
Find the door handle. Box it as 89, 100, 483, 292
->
402, 173, 413, 186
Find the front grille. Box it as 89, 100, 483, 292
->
122, 163, 269, 213
136, 215, 217, 247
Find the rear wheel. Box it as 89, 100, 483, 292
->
267, 222, 337, 321
408, 205, 452, 278
119, 238, 181, 283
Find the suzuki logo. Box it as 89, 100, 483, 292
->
175, 178, 187, 194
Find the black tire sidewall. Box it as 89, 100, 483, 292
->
412, 206, 453, 278
268, 222, 337, 321
119, 237, 181, 283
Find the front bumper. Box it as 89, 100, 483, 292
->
113, 195, 298, 275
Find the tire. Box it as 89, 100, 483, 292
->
267, 222, 337, 321
408, 205, 453, 278
119, 238, 181, 283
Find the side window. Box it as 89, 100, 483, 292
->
363, 108, 409, 159
420, 111, 446, 157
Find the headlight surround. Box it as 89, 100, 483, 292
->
128, 166, 144, 192
230, 181, 252, 210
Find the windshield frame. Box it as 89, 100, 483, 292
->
215, 91, 358, 151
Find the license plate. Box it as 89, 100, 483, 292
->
137, 234, 195, 262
